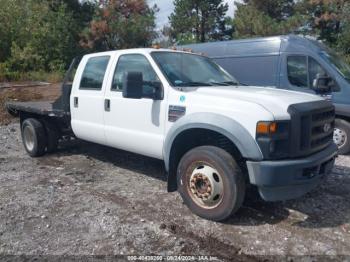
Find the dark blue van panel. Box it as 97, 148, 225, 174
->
182, 36, 282, 86
213, 55, 280, 86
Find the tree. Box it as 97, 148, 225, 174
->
233, 0, 304, 38
5, 0, 81, 72
49, 0, 96, 29
293, 0, 350, 60
80, 0, 158, 51
297, 0, 348, 43
0, 0, 92, 73
168, 0, 232, 44
0, 0, 23, 62
337, 3, 350, 60
241, 0, 295, 21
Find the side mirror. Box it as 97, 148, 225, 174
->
123, 72, 143, 99
312, 73, 332, 93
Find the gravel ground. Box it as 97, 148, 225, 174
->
0, 122, 349, 261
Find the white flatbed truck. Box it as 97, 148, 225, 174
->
6, 48, 337, 221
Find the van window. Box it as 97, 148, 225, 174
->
308, 57, 327, 87
287, 56, 308, 87
80, 56, 110, 90
321, 51, 350, 82
112, 54, 160, 92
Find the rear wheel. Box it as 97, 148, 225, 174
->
177, 146, 245, 221
21, 118, 47, 157
334, 119, 350, 155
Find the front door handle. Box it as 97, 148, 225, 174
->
74, 97, 78, 108
104, 99, 110, 112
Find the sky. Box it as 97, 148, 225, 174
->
148, 1, 237, 29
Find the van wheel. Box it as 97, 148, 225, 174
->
334, 119, 350, 155
177, 146, 245, 221
43, 120, 59, 153
21, 118, 47, 157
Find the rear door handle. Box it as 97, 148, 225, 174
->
104, 99, 110, 112
74, 97, 78, 108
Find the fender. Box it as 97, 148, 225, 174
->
163, 112, 263, 173
334, 103, 350, 119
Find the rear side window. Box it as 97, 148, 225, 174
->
80, 56, 110, 90
287, 56, 308, 87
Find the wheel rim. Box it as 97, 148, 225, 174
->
334, 127, 347, 148
187, 163, 224, 209
23, 126, 35, 152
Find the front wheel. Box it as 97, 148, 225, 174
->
334, 119, 350, 155
177, 146, 245, 221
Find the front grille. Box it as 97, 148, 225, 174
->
288, 101, 335, 158
309, 108, 335, 152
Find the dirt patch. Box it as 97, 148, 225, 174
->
0, 122, 349, 260
0, 82, 61, 124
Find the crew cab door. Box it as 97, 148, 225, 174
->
103, 53, 166, 159
70, 54, 112, 145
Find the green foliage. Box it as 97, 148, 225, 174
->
233, 0, 305, 38
0, 0, 96, 80
1, 0, 349, 81
80, 0, 158, 51
291, 0, 350, 58
168, 0, 232, 44
232, 0, 350, 60
241, 0, 295, 21
0, 65, 63, 83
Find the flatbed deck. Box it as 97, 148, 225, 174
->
6, 101, 68, 118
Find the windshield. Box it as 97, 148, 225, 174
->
151, 52, 238, 87
321, 51, 350, 82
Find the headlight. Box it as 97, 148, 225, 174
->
256, 121, 290, 159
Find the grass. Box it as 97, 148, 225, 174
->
0, 71, 64, 83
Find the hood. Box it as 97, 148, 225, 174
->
194, 85, 324, 120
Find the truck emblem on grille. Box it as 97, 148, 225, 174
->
323, 123, 331, 133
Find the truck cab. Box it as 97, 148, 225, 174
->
7, 48, 337, 221
183, 35, 350, 154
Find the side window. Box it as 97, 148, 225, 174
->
80, 56, 110, 90
112, 54, 160, 94
308, 57, 327, 87
287, 56, 308, 88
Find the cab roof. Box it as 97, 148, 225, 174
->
83, 48, 196, 58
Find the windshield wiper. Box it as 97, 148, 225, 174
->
176, 82, 213, 87
210, 81, 239, 86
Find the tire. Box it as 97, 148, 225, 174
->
334, 119, 350, 155
177, 146, 245, 221
21, 118, 47, 157
43, 120, 59, 153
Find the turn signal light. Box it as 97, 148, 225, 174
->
257, 122, 277, 135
